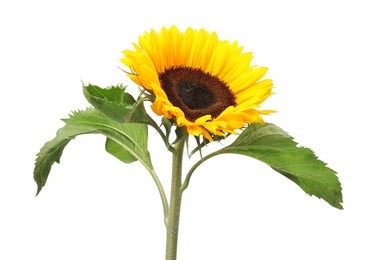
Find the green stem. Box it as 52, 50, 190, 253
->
165, 134, 185, 260
148, 168, 169, 227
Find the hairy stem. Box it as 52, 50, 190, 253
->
165, 135, 185, 260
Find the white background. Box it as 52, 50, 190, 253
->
1, 0, 376, 259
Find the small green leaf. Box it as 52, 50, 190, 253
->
83, 84, 149, 123
220, 123, 343, 209
33, 108, 152, 195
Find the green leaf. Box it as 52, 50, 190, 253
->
83, 84, 149, 123
82, 84, 151, 163
105, 119, 148, 164
105, 139, 137, 163
33, 108, 152, 195
220, 123, 343, 209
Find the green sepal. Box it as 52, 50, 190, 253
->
161, 116, 173, 144
172, 125, 186, 145
188, 134, 225, 158
221, 123, 343, 209
192, 136, 204, 158
33, 108, 152, 195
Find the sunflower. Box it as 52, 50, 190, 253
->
121, 26, 274, 141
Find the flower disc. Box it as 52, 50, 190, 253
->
159, 66, 235, 122
121, 26, 274, 141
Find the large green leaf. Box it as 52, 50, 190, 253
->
33, 108, 151, 195
83, 84, 150, 123
220, 123, 343, 209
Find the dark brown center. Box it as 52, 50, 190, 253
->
159, 66, 235, 122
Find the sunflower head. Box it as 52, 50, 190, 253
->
121, 26, 274, 141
